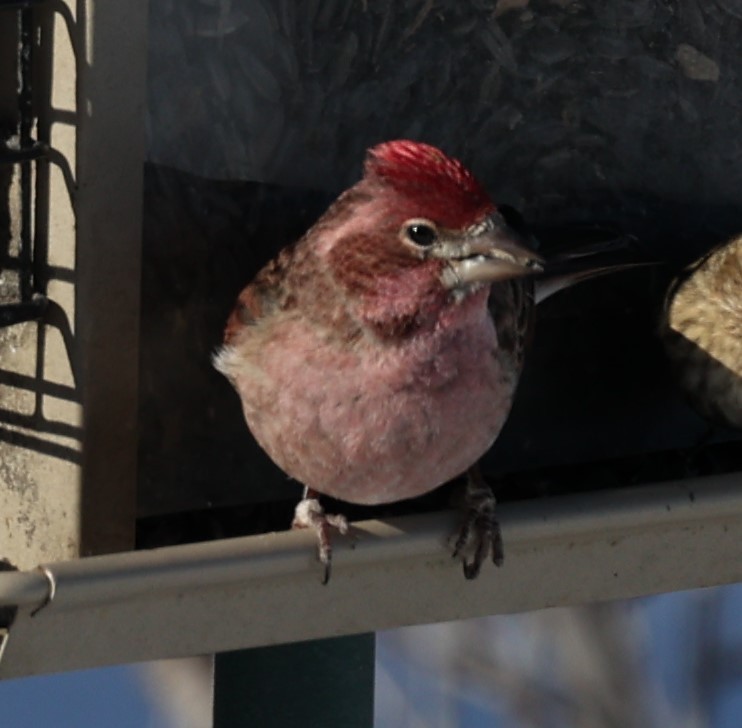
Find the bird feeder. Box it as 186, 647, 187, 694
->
0, 7, 739, 723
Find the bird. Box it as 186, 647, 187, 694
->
660, 235, 742, 429
213, 140, 542, 581
214, 140, 639, 582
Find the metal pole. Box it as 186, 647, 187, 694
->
214, 634, 375, 728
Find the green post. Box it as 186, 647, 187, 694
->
213, 633, 375, 727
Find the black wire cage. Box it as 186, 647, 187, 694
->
0, 0, 46, 328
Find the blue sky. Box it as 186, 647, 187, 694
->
0, 664, 168, 728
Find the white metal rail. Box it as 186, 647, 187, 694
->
0, 472, 740, 679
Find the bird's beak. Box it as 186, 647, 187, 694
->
438, 216, 544, 290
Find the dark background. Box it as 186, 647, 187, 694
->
137, 0, 742, 543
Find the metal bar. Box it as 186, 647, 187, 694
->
18, 4, 34, 300
0, 474, 739, 609
0, 473, 739, 678
214, 635, 375, 728
0, 571, 47, 609
72, 0, 147, 558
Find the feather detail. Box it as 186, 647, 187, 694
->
365, 140, 495, 229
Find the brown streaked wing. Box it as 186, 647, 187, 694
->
487, 278, 535, 376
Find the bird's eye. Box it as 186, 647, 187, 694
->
405, 222, 438, 247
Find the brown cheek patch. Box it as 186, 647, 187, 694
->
328, 232, 422, 296
327, 232, 449, 340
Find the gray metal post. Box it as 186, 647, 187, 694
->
214, 633, 375, 727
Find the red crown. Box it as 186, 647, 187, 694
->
364, 140, 495, 228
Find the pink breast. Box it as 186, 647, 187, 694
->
232, 296, 515, 505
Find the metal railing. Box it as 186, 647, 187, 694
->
0, 0, 48, 327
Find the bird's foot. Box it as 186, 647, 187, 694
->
292, 495, 349, 584
451, 466, 503, 579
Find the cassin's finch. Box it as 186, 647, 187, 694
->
215, 140, 543, 581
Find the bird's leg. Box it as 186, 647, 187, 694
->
292, 487, 349, 584
452, 464, 504, 579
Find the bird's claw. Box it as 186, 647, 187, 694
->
292, 496, 349, 584
451, 468, 503, 579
